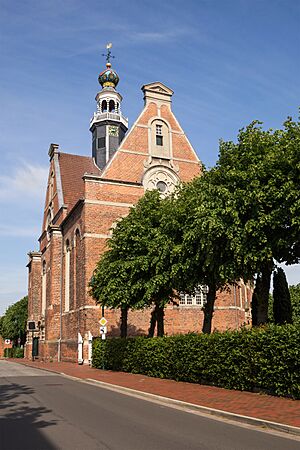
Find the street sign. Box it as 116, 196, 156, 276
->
99, 317, 107, 327
100, 326, 107, 335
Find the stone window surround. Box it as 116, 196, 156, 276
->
149, 117, 171, 159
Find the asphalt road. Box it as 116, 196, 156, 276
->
0, 360, 299, 450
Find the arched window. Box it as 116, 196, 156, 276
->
46, 205, 53, 240
49, 172, 54, 202
75, 230, 81, 308
46, 208, 52, 228
41, 261, 47, 316
101, 100, 107, 112
65, 240, 71, 312
109, 100, 115, 112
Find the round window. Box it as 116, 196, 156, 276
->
156, 181, 168, 193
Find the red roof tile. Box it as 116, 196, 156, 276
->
58, 152, 100, 212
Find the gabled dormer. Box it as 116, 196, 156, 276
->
142, 82, 174, 107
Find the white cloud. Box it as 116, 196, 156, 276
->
130, 31, 184, 42
125, 27, 193, 44
0, 224, 40, 238
0, 162, 48, 202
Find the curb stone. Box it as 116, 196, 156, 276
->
82, 377, 300, 438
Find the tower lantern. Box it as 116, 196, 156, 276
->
90, 43, 128, 170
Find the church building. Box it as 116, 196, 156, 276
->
26, 49, 251, 363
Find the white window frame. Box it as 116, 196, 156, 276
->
179, 286, 208, 307
156, 124, 163, 135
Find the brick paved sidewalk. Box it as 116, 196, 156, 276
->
12, 359, 300, 429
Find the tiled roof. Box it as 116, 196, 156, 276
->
58, 152, 100, 212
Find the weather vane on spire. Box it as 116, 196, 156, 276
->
102, 43, 115, 65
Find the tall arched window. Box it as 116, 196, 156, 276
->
109, 100, 115, 112
75, 230, 81, 308
65, 240, 71, 312
46, 204, 54, 240
49, 172, 54, 202
101, 100, 107, 112
41, 261, 47, 316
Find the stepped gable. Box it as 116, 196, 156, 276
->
100, 82, 201, 184
58, 152, 100, 212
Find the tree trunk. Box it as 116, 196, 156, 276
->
256, 262, 273, 325
202, 284, 217, 334
156, 305, 165, 337
148, 306, 157, 338
120, 306, 128, 338
251, 275, 261, 326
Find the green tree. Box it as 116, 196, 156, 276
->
91, 116, 300, 334
170, 173, 248, 334
290, 284, 300, 326
90, 251, 140, 337
209, 118, 300, 325
0, 315, 3, 337
91, 190, 176, 337
273, 267, 293, 324
0, 296, 28, 346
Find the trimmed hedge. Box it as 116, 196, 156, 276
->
4, 347, 24, 358
92, 325, 300, 399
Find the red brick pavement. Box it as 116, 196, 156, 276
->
11, 359, 300, 428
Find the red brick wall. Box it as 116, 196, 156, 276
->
26, 86, 252, 363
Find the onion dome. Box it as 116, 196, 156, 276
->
98, 62, 119, 89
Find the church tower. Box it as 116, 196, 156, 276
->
90, 44, 128, 170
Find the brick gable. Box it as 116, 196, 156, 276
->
101, 97, 201, 185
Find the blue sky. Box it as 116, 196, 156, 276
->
0, 0, 299, 314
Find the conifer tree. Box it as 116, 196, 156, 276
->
273, 267, 293, 325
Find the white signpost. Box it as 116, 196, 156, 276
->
78, 332, 83, 365
99, 318, 107, 340
88, 331, 93, 365
98, 317, 107, 369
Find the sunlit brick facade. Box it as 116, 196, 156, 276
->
25, 62, 252, 363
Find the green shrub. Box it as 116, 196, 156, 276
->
13, 347, 24, 358
4, 348, 13, 358
3, 347, 24, 358
92, 325, 300, 399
